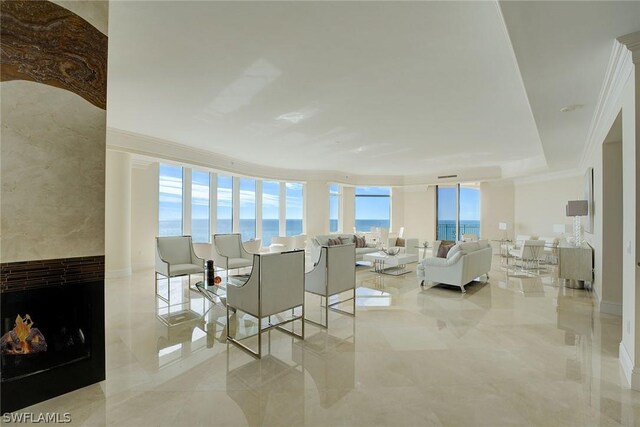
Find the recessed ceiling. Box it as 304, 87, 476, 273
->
106, 1, 639, 179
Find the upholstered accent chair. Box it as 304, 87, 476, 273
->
226, 250, 306, 358
155, 236, 205, 303
212, 233, 253, 276
305, 243, 356, 328
461, 234, 478, 242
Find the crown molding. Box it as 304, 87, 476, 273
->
618, 31, 640, 64
579, 39, 634, 169
107, 128, 505, 186
512, 168, 583, 185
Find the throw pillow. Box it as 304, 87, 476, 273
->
354, 235, 366, 248
437, 243, 455, 258
327, 237, 342, 246
395, 237, 405, 247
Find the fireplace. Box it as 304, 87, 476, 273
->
0, 257, 105, 413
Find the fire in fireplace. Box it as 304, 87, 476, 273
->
1, 314, 48, 355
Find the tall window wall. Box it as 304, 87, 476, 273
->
191, 170, 210, 243
217, 175, 233, 234
159, 164, 183, 236
239, 178, 256, 241
158, 165, 304, 243
329, 183, 341, 233
354, 186, 391, 232
436, 183, 480, 241
285, 183, 304, 236
262, 181, 280, 246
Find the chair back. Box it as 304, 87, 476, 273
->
214, 234, 242, 258
157, 236, 194, 265
462, 233, 478, 242
326, 244, 356, 295
270, 236, 293, 250
293, 234, 307, 250
243, 239, 262, 254
521, 240, 545, 260
398, 227, 405, 239
260, 250, 305, 316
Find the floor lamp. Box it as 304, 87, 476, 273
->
566, 200, 588, 247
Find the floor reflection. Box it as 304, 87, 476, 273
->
17, 260, 640, 426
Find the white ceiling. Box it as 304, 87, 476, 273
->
106, 1, 640, 179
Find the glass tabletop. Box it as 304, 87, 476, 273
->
194, 275, 250, 304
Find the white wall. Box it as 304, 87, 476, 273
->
306, 180, 329, 237
401, 186, 436, 243
481, 180, 515, 241
513, 175, 581, 237
130, 162, 158, 270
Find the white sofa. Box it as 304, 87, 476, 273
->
311, 234, 378, 262
416, 239, 492, 293
386, 236, 419, 255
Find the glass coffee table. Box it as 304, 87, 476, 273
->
362, 252, 419, 276
195, 276, 249, 307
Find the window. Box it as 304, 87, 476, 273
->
329, 183, 341, 233
436, 185, 457, 241
354, 186, 390, 232
262, 181, 280, 246
436, 184, 481, 241
190, 170, 210, 243
239, 178, 256, 241
217, 175, 233, 234
459, 184, 481, 237
159, 164, 183, 236
285, 182, 304, 236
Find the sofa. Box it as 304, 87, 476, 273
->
416, 239, 492, 293
387, 236, 419, 255
311, 234, 379, 262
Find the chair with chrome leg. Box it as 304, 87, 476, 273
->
226, 250, 305, 358
212, 233, 254, 277
155, 236, 205, 305
305, 243, 356, 328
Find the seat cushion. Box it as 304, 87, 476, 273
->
228, 258, 253, 269
170, 263, 203, 276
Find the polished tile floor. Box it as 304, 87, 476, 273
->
15, 257, 640, 426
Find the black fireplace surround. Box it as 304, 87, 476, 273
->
0, 257, 105, 413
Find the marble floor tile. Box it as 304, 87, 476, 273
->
11, 258, 640, 426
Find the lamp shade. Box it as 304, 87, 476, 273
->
566, 200, 588, 217
498, 222, 508, 231
553, 224, 566, 233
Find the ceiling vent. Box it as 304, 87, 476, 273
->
437, 174, 458, 179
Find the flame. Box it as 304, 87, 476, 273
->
1, 314, 47, 355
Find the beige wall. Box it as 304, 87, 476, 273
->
106, 150, 132, 276
401, 186, 436, 243
306, 180, 329, 237
130, 162, 159, 270
513, 175, 581, 238
480, 181, 515, 241
342, 186, 355, 233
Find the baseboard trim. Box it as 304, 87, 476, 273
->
105, 267, 131, 278
600, 300, 623, 316
619, 341, 640, 390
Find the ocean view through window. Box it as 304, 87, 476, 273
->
285, 183, 303, 236
191, 170, 210, 243
262, 181, 280, 246
159, 164, 183, 236
436, 184, 480, 240
239, 178, 256, 241
355, 186, 390, 232
329, 183, 340, 233
217, 175, 233, 234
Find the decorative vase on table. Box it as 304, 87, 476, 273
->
206, 260, 215, 286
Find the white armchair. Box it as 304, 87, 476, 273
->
226, 250, 305, 358
305, 244, 356, 328
386, 236, 419, 255
155, 236, 205, 303
461, 234, 478, 242
212, 234, 253, 276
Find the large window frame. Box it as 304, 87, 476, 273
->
158, 164, 184, 237
436, 183, 481, 241
354, 186, 391, 233
158, 166, 305, 244
329, 183, 341, 233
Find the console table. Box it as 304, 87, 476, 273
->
557, 242, 593, 289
